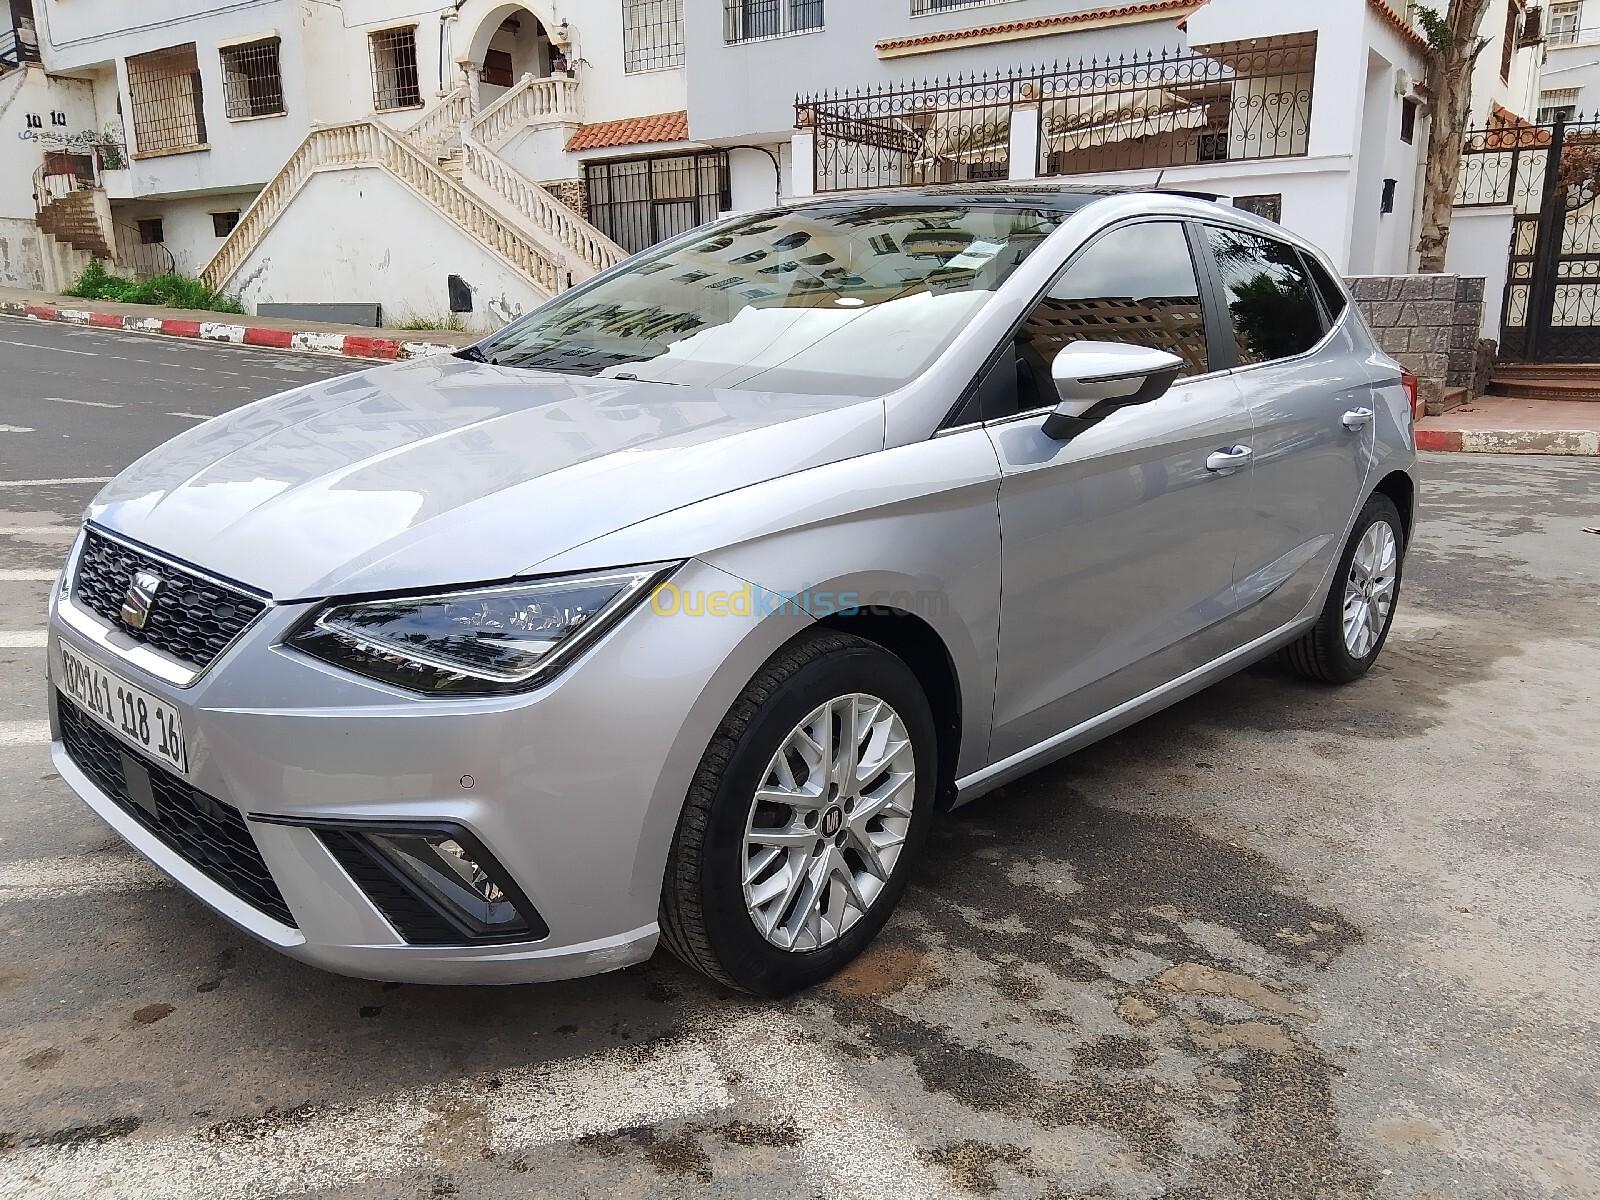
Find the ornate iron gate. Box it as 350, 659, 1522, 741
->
1460, 114, 1600, 362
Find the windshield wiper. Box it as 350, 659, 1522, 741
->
613, 372, 682, 386
455, 345, 494, 364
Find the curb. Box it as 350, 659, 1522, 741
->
1416, 427, 1600, 455
1, 301, 458, 363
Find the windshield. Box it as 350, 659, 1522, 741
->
473, 203, 1068, 396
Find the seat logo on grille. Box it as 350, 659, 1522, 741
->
120, 570, 163, 630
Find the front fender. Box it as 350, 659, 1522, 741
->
539, 431, 1004, 782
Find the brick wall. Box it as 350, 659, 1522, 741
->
1346, 274, 1489, 415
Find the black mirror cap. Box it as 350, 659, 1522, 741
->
1042, 362, 1183, 442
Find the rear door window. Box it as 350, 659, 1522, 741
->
1203, 226, 1327, 366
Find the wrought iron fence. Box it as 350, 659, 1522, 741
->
1455, 121, 1554, 211
1456, 113, 1600, 362
802, 72, 1019, 192
1038, 39, 1314, 176
798, 37, 1315, 194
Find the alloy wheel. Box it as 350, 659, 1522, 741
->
1342, 519, 1398, 659
741, 693, 916, 952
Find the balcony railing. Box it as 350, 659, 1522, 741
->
1, 26, 42, 70
797, 35, 1317, 193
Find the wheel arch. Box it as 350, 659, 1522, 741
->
1372, 469, 1416, 541
816, 607, 964, 810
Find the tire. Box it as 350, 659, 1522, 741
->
659, 629, 938, 996
1282, 492, 1405, 685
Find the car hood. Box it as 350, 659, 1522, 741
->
89, 356, 886, 599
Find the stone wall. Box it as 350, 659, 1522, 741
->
1346, 274, 1489, 415
539, 178, 589, 221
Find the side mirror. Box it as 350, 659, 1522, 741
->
1042, 341, 1186, 441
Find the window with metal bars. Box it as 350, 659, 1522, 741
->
369, 25, 421, 111
219, 37, 284, 119
909, 0, 1006, 13
584, 151, 729, 255
624, 0, 685, 71
723, 0, 824, 43
126, 43, 207, 155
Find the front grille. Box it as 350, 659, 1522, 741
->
72, 527, 267, 671
58, 696, 297, 928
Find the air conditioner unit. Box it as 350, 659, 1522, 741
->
1395, 68, 1413, 97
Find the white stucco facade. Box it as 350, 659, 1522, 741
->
1540, 0, 1600, 118
0, 0, 1555, 313
229, 168, 537, 331
686, 0, 1441, 274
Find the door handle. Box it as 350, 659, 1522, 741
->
1206, 446, 1252, 475
1342, 407, 1375, 431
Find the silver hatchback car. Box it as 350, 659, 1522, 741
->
47, 189, 1416, 995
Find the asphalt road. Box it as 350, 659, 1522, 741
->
1, 316, 1597, 1199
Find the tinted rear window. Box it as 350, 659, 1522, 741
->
1300, 250, 1349, 323
1204, 226, 1326, 366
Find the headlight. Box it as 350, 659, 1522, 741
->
288, 565, 677, 694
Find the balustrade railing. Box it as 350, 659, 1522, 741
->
204, 121, 562, 294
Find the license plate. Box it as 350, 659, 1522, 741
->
57, 642, 189, 777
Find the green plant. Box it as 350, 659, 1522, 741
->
394, 312, 466, 331
64, 260, 245, 314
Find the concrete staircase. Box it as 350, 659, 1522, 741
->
36, 189, 110, 258
202, 75, 625, 302
437, 148, 466, 183
1487, 364, 1600, 403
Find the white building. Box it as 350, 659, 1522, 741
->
1467, 0, 1547, 125
3, 0, 698, 326
0, 0, 1549, 317
1540, 0, 1600, 119
682, 0, 1455, 275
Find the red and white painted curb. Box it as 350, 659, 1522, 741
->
1416, 427, 1600, 455
0, 300, 457, 363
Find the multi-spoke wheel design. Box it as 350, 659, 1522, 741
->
1282, 492, 1406, 685
659, 629, 934, 994
742, 694, 916, 952
1341, 519, 1398, 659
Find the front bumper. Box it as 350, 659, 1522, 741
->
46, 552, 808, 984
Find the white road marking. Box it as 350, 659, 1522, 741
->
0, 631, 47, 648
0, 425, 36, 433
0, 569, 61, 580
0, 1032, 735, 1200
0, 721, 51, 747
0, 478, 112, 489
15, 342, 97, 357
47, 396, 122, 409
166, 412, 210, 422
0, 854, 169, 901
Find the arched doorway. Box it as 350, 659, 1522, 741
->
460, 3, 563, 105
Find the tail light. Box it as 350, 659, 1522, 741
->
1400, 369, 1422, 422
